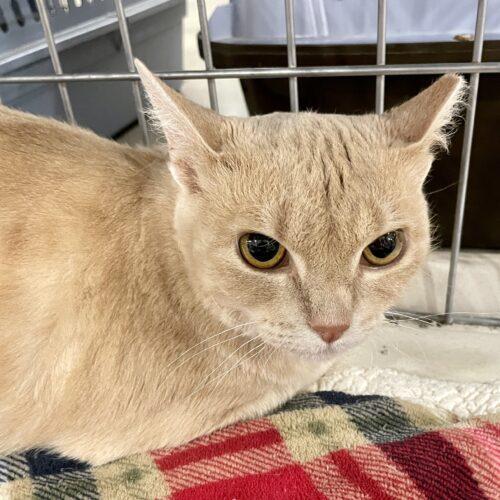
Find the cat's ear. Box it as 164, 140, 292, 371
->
385, 74, 467, 151
135, 59, 223, 193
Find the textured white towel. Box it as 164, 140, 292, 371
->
311, 367, 500, 418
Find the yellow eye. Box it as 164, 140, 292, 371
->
362, 230, 404, 266
239, 233, 287, 270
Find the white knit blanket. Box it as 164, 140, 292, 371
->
312, 367, 500, 419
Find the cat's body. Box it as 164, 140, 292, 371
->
0, 65, 464, 463
0, 105, 324, 463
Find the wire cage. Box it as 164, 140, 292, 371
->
0, 0, 498, 327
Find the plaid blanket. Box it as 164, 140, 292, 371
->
1, 392, 498, 499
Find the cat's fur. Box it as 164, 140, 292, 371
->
0, 62, 465, 464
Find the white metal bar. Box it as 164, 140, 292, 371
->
0, 62, 499, 84
285, 0, 299, 112
113, 0, 149, 145
445, 0, 488, 323
35, 0, 75, 124
375, 0, 387, 114
197, 0, 219, 111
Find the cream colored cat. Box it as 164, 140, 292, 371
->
0, 61, 464, 464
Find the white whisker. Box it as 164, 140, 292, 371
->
260, 345, 279, 370
164, 321, 260, 376
188, 335, 258, 396
393, 311, 500, 320
205, 343, 267, 400
383, 339, 415, 360
387, 311, 434, 326
260, 335, 288, 371
384, 319, 486, 336
187, 340, 266, 401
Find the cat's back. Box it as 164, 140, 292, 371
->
0, 104, 167, 266
0, 107, 171, 431
0, 105, 161, 191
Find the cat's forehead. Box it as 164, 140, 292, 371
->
223, 113, 423, 250
227, 112, 402, 197
227, 112, 396, 184
232, 112, 383, 154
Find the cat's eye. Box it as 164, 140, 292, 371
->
362, 230, 404, 267
239, 233, 287, 270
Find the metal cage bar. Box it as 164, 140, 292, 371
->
0, 61, 499, 84
197, 0, 219, 111
35, 0, 75, 124
375, 0, 387, 114
285, 0, 299, 112
445, 0, 488, 323
113, 0, 149, 145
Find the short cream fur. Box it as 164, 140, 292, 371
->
0, 62, 465, 464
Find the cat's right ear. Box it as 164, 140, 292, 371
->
384, 74, 467, 151
135, 59, 223, 193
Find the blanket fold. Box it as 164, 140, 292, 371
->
1, 392, 498, 499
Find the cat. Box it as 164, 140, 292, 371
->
0, 60, 465, 464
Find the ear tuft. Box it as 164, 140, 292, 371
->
385, 74, 467, 151
135, 59, 223, 193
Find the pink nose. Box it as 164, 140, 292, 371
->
310, 322, 350, 343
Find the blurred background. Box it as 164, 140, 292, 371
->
180, 0, 247, 116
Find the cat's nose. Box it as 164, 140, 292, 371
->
310, 322, 350, 343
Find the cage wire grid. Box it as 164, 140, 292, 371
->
0, 0, 499, 327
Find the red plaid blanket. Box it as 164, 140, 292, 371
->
1, 392, 499, 499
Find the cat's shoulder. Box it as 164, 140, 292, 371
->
0, 104, 163, 173
0, 103, 99, 151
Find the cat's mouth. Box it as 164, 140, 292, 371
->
248, 321, 368, 361
285, 333, 366, 360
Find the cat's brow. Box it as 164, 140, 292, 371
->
320, 156, 332, 201
337, 128, 352, 192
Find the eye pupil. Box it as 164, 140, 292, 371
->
246, 233, 280, 262
239, 232, 287, 270
368, 231, 397, 259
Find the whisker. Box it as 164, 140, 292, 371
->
383, 319, 486, 338
381, 337, 415, 361
260, 335, 288, 370
387, 311, 434, 326
213, 343, 267, 393
187, 341, 266, 401
187, 335, 258, 396
161, 330, 250, 389
205, 343, 267, 400
164, 321, 260, 375
396, 311, 500, 320
392, 327, 431, 364
261, 345, 279, 370
425, 181, 458, 196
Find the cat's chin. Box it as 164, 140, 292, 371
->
284, 337, 363, 362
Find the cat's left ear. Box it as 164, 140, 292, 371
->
135, 59, 224, 193
384, 74, 467, 151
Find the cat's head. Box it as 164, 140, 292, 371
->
137, 60, 465, 360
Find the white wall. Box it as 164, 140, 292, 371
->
181, 0, 248, 117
